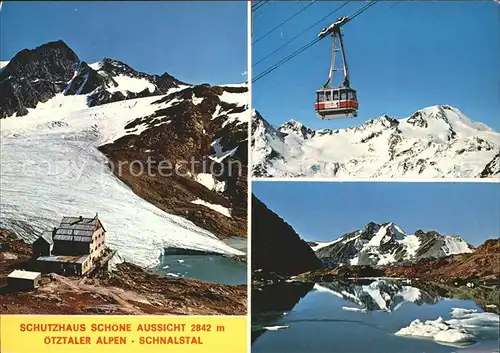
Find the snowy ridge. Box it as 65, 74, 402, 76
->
252, 105, 500, 178
0, 88, 245, 268
313, 222, 473, 267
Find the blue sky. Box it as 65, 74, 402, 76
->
252, 1, 500, 131
0, 1, 247, 85
253, 181, 500, 246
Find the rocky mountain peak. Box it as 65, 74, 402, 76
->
406, 105, 494, 133
98, 58, 139, 76
0, 40, 186, 118
0, 40, 81, 118
381, 222, 406, 240
0, 39, 78, 82
314, 222, 474, 268
279, 119, 315, 140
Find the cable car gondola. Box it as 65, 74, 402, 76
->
315, 16, 358, 120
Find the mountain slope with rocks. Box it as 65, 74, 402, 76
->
385, 238, 500, 281
252, 195, 322, 276
252, 106, 500, 178
0, 40, 248, 268
312, 222, 473, 268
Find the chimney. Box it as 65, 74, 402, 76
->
79, 216, 83, 221
52, 227, 57, 238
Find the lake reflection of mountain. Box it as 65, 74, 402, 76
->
252, 279, 499, 353
313, 279, 441, 312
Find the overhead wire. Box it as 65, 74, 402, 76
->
252, 1, 268, 12
253, 0, 378, 83
252, 0, 263, 8
253, 1, 318, 44
253, 1, 351, 68
252, 0, 273, 14
253, 37, 321, 83
253, 2, 277, 20
348, 0, 378, 21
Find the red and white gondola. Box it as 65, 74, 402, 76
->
314, 16, 359, 120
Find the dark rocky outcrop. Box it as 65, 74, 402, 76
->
251, 196, 322, 276
0, 40, 79, 118
480, 151, 500, 177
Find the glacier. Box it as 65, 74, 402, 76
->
0, 89, 244, 269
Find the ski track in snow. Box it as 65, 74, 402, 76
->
0, 91, 243, 268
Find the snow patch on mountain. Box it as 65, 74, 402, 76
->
195, 173, 226, 193
106, 75, 156, 94
443, 237, 473, 255
190, 199, 232, 218
0, 61, 9, 72
311, 238, 343, 252
252, 105, 500, 178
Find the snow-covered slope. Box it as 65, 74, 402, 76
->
0, 40, 249, 268
313, 222, 473, 267
0, 90, 246, 268
252, 105, 500, 178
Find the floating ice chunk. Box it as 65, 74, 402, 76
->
395, 317, 476, 345
395, 308, 500, 347
342, 306, 367, 313
263, 326, 289, 331
448, 308, 500, 328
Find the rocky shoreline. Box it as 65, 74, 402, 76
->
0, 229, 247, 315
